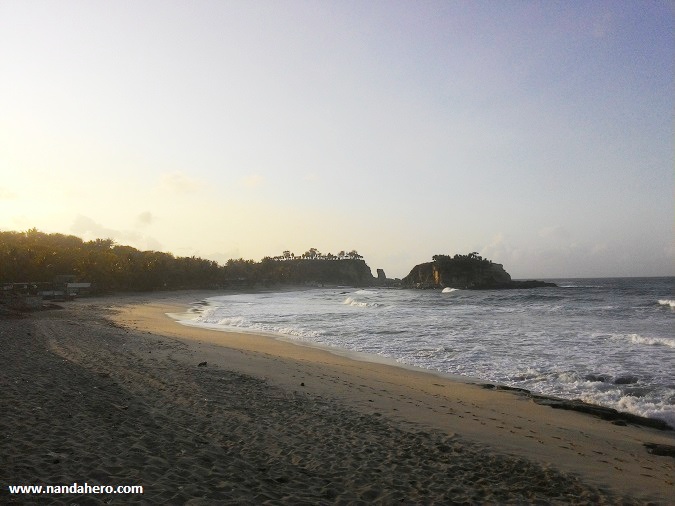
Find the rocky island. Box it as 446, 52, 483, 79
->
401, 253, 556, 290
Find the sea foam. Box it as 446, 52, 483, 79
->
628, 333, 675, 348
343, 296, 379, 308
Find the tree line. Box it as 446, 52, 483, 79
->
0, 229, 366, 292
432, 252, 492, 267
266, 248, 363, 262
431, 252, 493, 274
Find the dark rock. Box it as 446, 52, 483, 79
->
505, 280, 558, 289
614, 375, 639, 385
197, 361, 207, 367
479, 383, 672, 431
584, 374, 611, 383
481, 384, 531, 394
644, 443, 675, 458
532, 397, 671, 430
623, 387, 650, 397
401, 253, 556, 290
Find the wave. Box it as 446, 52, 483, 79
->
628, 334, 675, 348
187, 315, 322, 339
343, 296, 380, 308
610, 333, 675, 349
442, 287, 459, 293
657, 299, 675, 309
516, 293, 565, 301
559, 285, 603, 288
615, 396, 675, 430
216, 316, 246, 327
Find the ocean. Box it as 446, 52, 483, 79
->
176, 277, 674, 428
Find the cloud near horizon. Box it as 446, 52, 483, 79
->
159, 171, 202, 194
71, 215, 162, 251
136, 211, 154, 227
0, 187, 17, 200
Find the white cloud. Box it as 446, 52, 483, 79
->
137, 211, 154, 226
480, 233, 523, 266
71, 215, 162, 251
0, 187, 17, 200
205, 249, 242, 264
71, 215, 128, 240
159, 171, 201, 194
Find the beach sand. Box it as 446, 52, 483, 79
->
1, 290, 673, 504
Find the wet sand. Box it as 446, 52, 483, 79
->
1, 290, 673, 504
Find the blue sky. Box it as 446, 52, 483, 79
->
1, 0, 673, 278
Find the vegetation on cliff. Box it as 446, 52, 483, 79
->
267, 248, 363, 261
0, 229, 373, 292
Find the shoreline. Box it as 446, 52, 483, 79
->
2, 290, 674, 503
112, 291, 675, 497
169, 288, 674, 431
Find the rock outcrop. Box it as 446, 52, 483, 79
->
401, 253, 555, 290
260, 259, 375, 287
481, 384, 672, 431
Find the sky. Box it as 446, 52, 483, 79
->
1, 0, 673, 279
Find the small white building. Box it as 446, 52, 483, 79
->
66, 282, 92, 296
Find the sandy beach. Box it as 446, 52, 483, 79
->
1, 290, 673, 504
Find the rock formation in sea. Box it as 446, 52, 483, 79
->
259, 258, 375, 287
401, 253, 556, 290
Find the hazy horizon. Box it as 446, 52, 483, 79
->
1, 1, 673, 279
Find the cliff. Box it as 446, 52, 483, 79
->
401, 253, 555, 290
258, 259, 375, 287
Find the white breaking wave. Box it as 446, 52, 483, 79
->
442, 287, 459, 293
657, 299, 675, 309
186, 316, 322, 339
217, 316, 246, 327
628, 333, 675, 349
615, 395, 675, 430
609, 332, 675, 349
343, 296, 379, 308
271, 326, 323, 338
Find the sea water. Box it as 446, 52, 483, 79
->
177, 278, 675, 427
